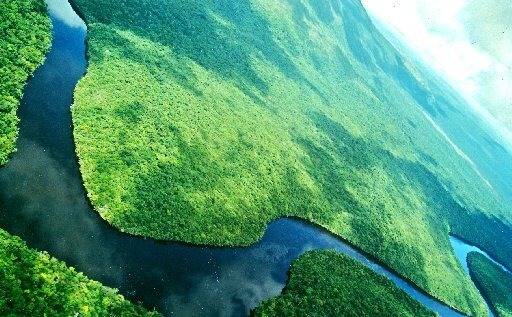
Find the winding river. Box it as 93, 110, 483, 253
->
0, 1, 504, 316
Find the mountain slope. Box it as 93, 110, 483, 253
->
69, 0, 512, 315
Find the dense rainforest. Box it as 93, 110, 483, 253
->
252, 249, 435, 317
2, 0, 511, 316
0, 229, 161, 316
0, 0, 50, 165
0, 0, 159, 315
68, 0, 512, 315
467, 252, 512, 317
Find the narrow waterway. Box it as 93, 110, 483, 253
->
0, 1, 504, 316
451, 236, 511, 277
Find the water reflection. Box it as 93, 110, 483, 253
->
46, 0, 85, 30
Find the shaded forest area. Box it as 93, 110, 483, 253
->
467, 252, 512, 317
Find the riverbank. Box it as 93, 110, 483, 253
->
0, 0, 51, 165
0, 1, 161, 315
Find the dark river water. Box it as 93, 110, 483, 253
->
0, 1, 502, 316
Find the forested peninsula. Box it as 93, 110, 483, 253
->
0, 1, 159, 315
0, 0, 50, 164
253, 250, 436, 317
467, 252, 512, 317
68, 0, 512, 315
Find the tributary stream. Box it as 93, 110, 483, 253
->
0, 1, 503, 316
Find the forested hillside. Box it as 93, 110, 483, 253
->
0, 0, 51, 165
69, 0, 512, 315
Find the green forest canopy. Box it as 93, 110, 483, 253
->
0, 0, 51, 165
253, 249, 435, 317
69, 0, 512, 315
0, 229, 161, 316
467, 252, 512, 317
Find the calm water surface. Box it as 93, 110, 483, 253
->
0, 1, 503, 316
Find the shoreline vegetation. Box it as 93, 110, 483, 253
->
0, 0, 159, 315
252, 250, 436, 317
0, 229, 161, 316
68, 0, 511, 315
467, 252, 512, 317
0, 0, 51, 165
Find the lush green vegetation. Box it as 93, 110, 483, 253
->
253, 249, 435, 317
0, 2, 160, 315
0, 0, 51, 165
467, 252, 512, 317
69, 0, 512, 315
0, 229, 160, 316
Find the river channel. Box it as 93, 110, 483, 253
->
0, 1, 502, 316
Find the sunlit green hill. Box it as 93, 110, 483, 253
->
0, 229, 160, 316
69, 0, 512, 315
0, 1, 161, 315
